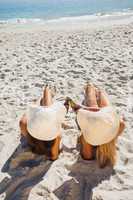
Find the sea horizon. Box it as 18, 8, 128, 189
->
0, 0, 133, 24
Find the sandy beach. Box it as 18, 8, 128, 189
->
0, 17, 133, 200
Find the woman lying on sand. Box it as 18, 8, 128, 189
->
19, 85, 67, 160
66, 83, 125, 168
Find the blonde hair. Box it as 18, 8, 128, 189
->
96, 138, 117, 168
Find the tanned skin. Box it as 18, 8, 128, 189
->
19, 85, 62, 160
66, 83, 125, 161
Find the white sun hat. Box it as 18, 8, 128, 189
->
77, 106, 120, 146
27, 101, 66, 141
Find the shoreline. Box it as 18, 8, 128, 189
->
0, 11, 133, 33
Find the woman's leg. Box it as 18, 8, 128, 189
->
40, 85, 53, 106
80, 83, 98, 160
83, 83, 99, 108
98, 89, 111, 107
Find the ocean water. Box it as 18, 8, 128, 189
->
0, 0, 133, 23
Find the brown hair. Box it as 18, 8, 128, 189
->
26, 132, 55, 157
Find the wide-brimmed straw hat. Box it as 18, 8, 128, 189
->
77, 106, 120, 145
27, 102, 66, 141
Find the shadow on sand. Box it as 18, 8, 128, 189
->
54, 145, 115, 200
0, 140, 115, 200
0, 138, 52, 200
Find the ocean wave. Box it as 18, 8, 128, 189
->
0, 18, 44, 25
1, 9, 133, 25
95, 8, 133, 17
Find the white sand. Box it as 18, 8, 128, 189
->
0, 16, 133, 200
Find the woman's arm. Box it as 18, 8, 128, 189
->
19, 114, 28, 137
117, 117, 125, 136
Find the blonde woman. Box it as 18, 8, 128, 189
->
66, 83, 125, 168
